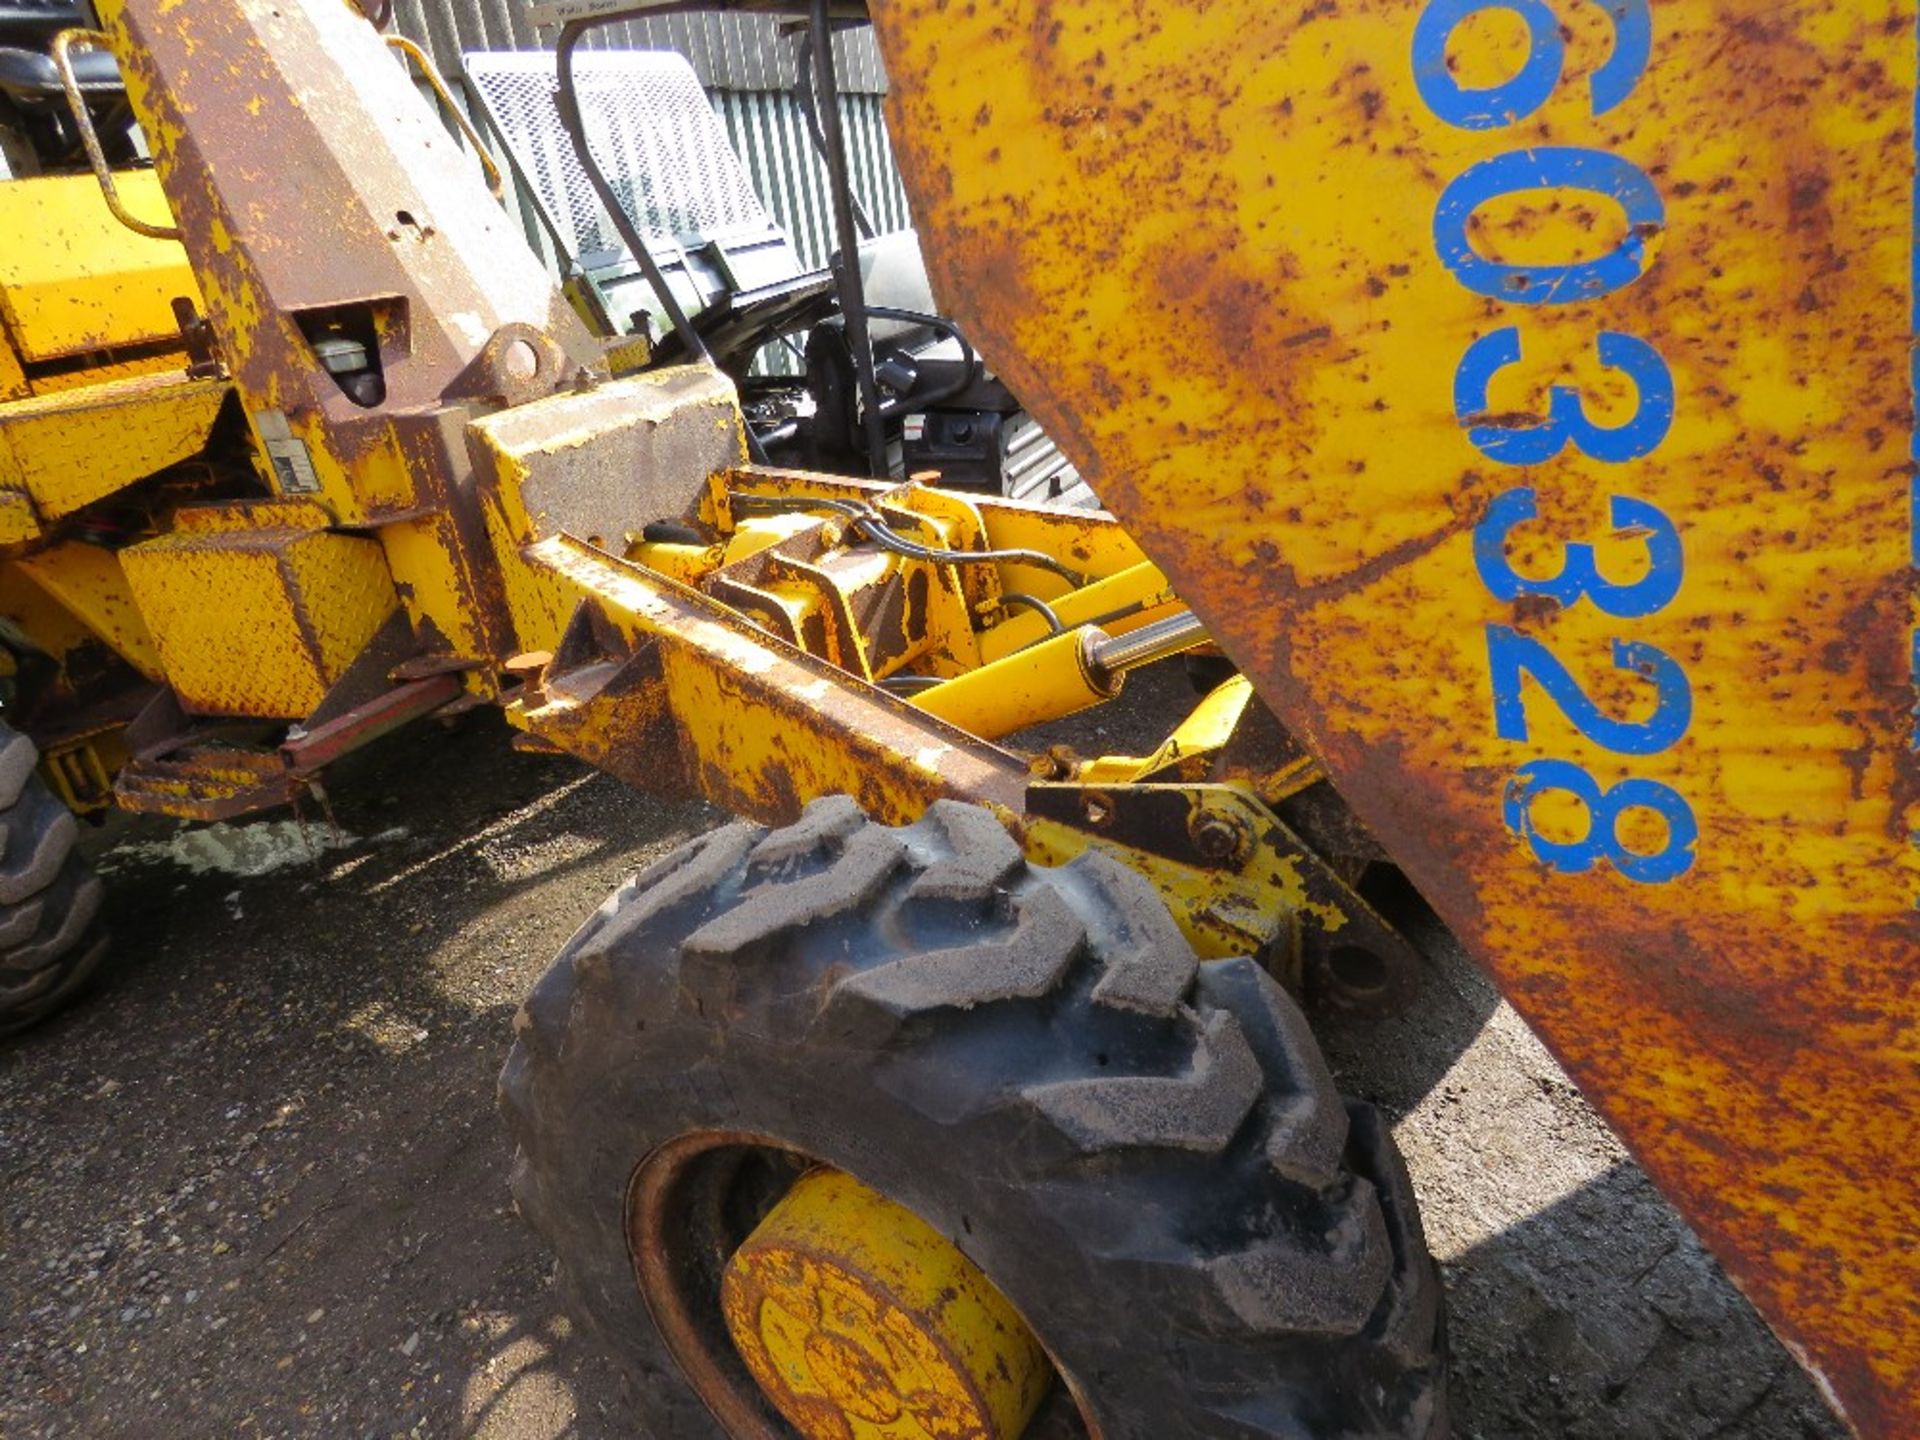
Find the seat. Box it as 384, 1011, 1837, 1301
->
0, 0, 86, 51
461, 44, 1090, 503
0, 45, 121, 103
0, 7, 138, 175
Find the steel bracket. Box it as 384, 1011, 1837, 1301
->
1023, 781, 1422, 1013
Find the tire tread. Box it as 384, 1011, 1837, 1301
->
0, 721, 108, 1036
501, 798, 1447, 1439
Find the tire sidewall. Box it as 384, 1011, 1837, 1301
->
524, 990, 1160, 1437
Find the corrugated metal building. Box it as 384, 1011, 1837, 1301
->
395, 3, 889, 95
390, 4, 911, 274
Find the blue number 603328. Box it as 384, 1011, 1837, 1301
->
1455, 328, 1674, 465
1411, 0, 1653, 129
1474, 487, 1684, 619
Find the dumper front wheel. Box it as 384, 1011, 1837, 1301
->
0, 722, 108, 1036
501, 798, 1447, 1439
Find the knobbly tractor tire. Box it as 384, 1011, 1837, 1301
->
0, 723, 108, 1036
501, 797, 1448, 1439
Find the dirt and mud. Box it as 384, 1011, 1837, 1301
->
0, 679, 1848, 1438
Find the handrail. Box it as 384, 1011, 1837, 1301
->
384, 35, 504, 202
51, 28, 182, 242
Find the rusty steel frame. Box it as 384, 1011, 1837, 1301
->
87, 0, 1394, 985
504, 526, 1392, 989
281, 672, 464, 777
868, 1, 1919, 1431
513, 530, 1031, 823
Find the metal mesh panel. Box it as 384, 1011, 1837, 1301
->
465, 50, 772, 259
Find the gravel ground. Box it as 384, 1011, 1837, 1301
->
0, 696, 1848, 1439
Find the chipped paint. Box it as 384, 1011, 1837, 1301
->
0, 372, 226, 526
871, 0, 1920, 1430
121, 520, 399, 718
0, 172, 199, 361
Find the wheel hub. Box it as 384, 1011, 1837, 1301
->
720, 1167, 1050, 1440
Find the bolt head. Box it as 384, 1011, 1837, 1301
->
1191, 811, 1250, 865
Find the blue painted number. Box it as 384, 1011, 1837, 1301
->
1455, 328, 1674, 465
1433, 147, 1664, 304
1502, 758, 1698, 882
1412, 0, 1651, 129
1474, 488, 1684, 618
1412, 0, 1562, 129
1486, 627, 1692, 754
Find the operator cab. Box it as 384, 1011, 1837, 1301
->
462, 45, 1092, 504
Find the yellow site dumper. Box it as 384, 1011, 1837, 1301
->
0, 0, 1908, 1434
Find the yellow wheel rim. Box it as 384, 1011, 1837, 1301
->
720, 1168, 1051, 1440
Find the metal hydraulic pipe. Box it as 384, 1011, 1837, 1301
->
976, 560, 1179, 663
910, 626, 1119, 739
910, 611, 1207, 740
1086, 611, 1209, 677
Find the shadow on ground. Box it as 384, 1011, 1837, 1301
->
1, 713, 707, 1438
0, 694, 1847, 1438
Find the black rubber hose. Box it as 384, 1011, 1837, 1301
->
809, 0, 889, 480
999, 592, 1066, 634
795, 26, 875, 240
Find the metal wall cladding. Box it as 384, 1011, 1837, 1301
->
714, 89, 911, 271
391, 2, 887, 96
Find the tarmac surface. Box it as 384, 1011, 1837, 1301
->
0, 685, 1847, 1438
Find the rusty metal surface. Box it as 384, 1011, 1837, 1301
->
514, 532, 1032, 825
467, 368, 746, 545
719, 1166, 1051, 1440
12, 541, 165, 682
103, 0, 603, 664
281, 672, 462, 776
104, 0, 594, 419
110, 744, 292, 820
626, 1130, 802, 1440
120, 516, 400, 719
1024, 780, 1421, 1005
0, 371, 228, 526
872, 3, 1920, 1432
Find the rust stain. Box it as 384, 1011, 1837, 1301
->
872, 0, 1920, 1431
